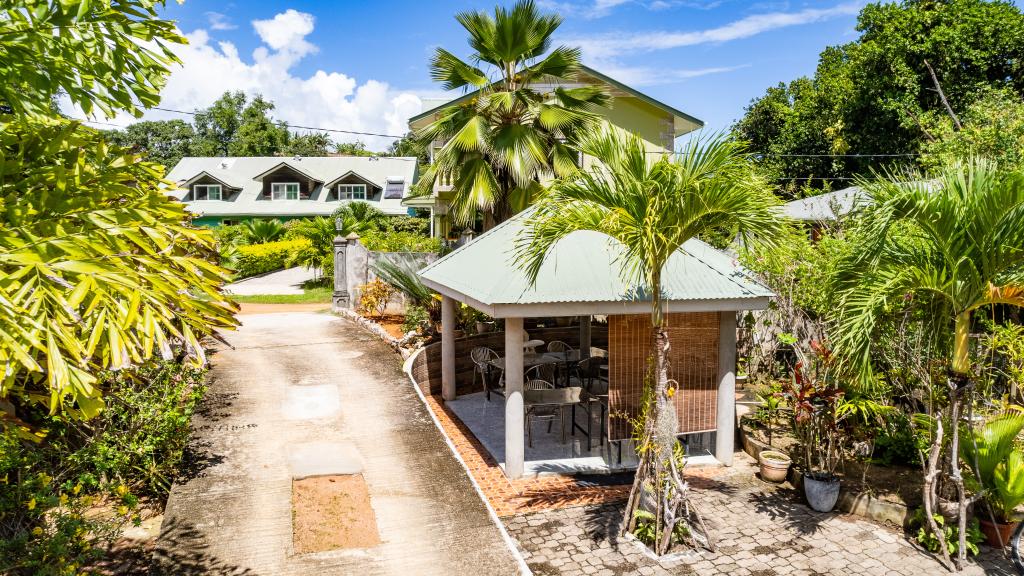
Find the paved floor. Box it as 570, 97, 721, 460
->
505, 457, 1015, 576
155, 311, 521, 575
225, 267, 317, 295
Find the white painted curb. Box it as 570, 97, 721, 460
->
402, 348, 534, 576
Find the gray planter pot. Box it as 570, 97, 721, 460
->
804, 473, 841, 512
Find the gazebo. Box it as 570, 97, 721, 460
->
418, 210, 773, 479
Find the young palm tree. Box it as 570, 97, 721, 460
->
331, 200, 384, 236
516, 125, 784, 551
416, 0, 608, 229
831, 157, 1024, 569
240, 218, 286, 244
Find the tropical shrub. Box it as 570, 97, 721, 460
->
961, 411, 1024, 523
0, 361, 207, 575
56, 363, 208, 497
357, 280, 395, 317
402, 305, 431, 335
233, 239, 311, 278
912, 509, 983, 557
332, 201, 384, 237
214, 223, 249, 247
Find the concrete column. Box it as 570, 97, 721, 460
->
504, 317, 525, 479
441, 295, 457, 401
716, 311, 737, 465
331, 234, 349, 311
579, 316, 592, 358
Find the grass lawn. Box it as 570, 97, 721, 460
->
230, 283, 333, 304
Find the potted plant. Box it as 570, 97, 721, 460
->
961, 410, 1024, 547
785, 341, 846, 512
754, 383, 791, 482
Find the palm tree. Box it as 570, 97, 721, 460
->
831, 157, 1024, 569
287, 217, 336, 278
241, 218, 286, 244
515, 125, 784, 552
331, 200, 384, 236
416, 0, 609, 229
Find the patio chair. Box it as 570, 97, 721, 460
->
547, 341, 579, 386
524, 362, 557, 385
571, 357, 605, 390
524, 379, 557, 447
470, 346, 503, 401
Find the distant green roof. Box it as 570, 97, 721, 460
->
418, 208, 772, 318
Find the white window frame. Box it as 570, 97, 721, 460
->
337, 183, 367, 201
271, 182, 300, 200
193, 184, 222, 201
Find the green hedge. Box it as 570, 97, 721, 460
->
233, 238, 311, 278
360, 230, 440, 253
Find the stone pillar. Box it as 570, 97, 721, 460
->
579, 316, 592, 358
716, 311, 737, 465
441, 295, 457, 401
504, 317, 525, 479
331, 233, 349, 311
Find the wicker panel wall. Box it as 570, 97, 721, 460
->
607, 312, 720, 440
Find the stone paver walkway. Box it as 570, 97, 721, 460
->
505, 456, 1015, 576
155, 311, 521, 575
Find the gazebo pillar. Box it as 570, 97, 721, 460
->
504, 317, 525, 479
441, 295, 457, 401
716, 311, 737, 465
579, 316, 592, 358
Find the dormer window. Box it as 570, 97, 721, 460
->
337, 184, 366, 200
193, 184, 222, 201
271, 182, 300, 200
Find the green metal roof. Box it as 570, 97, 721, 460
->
418, 208, 772, 317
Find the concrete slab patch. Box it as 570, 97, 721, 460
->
281, 384, 339, 420
292, 474, 380, 553
288, 441, 363, 479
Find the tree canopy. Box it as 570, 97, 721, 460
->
733, 0, 1024, 197
0, 0, 238, 423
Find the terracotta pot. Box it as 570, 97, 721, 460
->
979, 519, 1017, 548
758, 450, 792, 483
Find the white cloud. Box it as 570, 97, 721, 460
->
567, 2, 862, 59
98, 10, 422, 151
540, 0, 721, 19
595, 64, 749, 86
204, 11, 236, 31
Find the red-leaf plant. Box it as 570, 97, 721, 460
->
783, 340, 847, 480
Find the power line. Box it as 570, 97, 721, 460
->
150, 106, 406, 140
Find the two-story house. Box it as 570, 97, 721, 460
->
404, 65, 703, 238
166, 156, 419, 227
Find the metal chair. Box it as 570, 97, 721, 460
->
524, 362, 557, 385
547, 340, 579, 386
470, 346, 503, 401
524, 379, 558, 447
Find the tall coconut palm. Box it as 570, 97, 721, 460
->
416, 0, 608, 229
515, 124, 784, 551
831, 157, 1024, 570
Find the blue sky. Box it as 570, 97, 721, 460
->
114, 1, 871, 150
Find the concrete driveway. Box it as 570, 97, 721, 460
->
225, 267, 318, 295
155, 310, 522, 575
